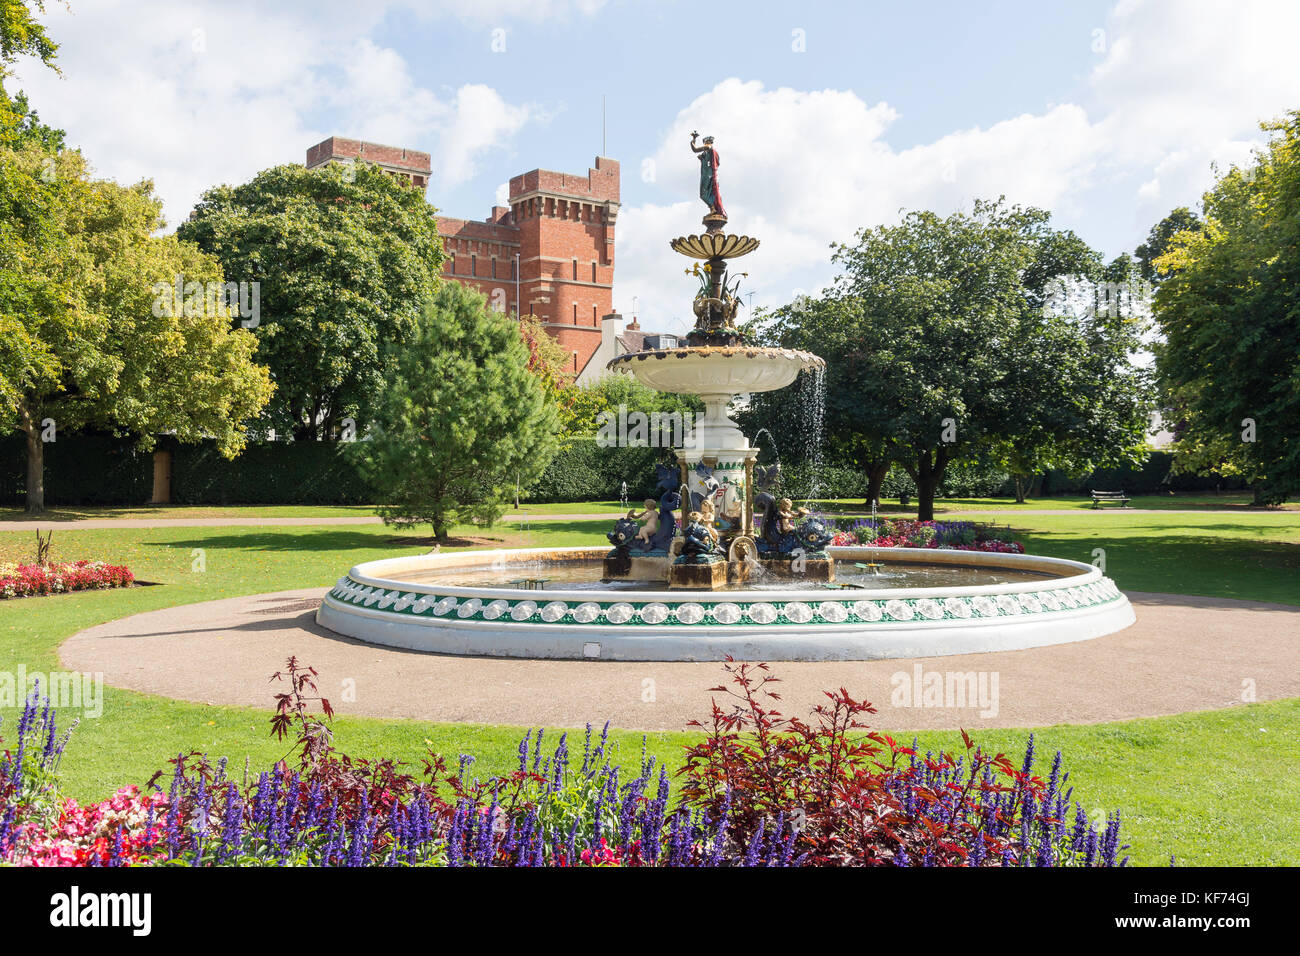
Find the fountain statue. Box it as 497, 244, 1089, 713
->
604, 133, 830, 589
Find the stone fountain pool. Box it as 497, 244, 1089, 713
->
316, 130, 1135, 661
316, 546, 1133, 661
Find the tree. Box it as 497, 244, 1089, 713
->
1153, 112, 1300, 504
177, 161, 444, 440
352, 281, 559, 542
0, 0, 59, 142
1, 144, 274, 512
757, 199, 1150, 519
1135, 206, 1202, 283
742, 295, 897, 505
990, 253, 1152, 502
567, 372, 702, 436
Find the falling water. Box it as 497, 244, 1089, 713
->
798, 367, 827, 507
752, 427, 780, 466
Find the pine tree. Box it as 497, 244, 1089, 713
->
353, 282, 559, 541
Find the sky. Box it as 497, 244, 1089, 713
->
12, 0, 1300, 335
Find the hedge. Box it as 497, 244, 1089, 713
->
0, 433, 152, 505
523, 438, 668, 504
0, 433, 1251, 508
168, 441, 373, 505
0, 433, 671, 507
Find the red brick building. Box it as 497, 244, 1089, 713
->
305, 136, 431, 189
306, 137, 620, 376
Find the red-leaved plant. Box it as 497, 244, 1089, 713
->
679, 659, 1070, 866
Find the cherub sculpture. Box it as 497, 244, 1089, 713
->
633, 498, 660, 545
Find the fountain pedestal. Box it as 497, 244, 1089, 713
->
603, 552, 671, 582
668, 557, 728, 590
760, 556, 836, 583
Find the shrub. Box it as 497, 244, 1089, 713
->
524, 437, 667, 504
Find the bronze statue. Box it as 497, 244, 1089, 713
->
690, 131, 726, 218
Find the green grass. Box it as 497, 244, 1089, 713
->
0, 501, 628, 523
0, 503, 382, 522
2, 507, 1299, 865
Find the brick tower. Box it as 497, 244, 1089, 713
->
438, 159, 620, 375
306, 138, 619, 376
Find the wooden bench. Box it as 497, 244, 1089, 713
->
1091, 490, 1131, 509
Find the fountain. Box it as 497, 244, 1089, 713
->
316, 132, 1135, 660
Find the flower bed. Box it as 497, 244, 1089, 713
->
0, 661, 1128, 867
0, 561, 134, 599
831, 518, 1025, 554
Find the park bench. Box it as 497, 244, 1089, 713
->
1090, 490, 1131, 509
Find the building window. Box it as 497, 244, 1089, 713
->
572, 304, 578, 324
572, 259, 578, 280
592, 305, 598, 326
591, 261, 597, 283
471, 254, 477, 276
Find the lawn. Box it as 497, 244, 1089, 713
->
1, 506, 1298, 865
0, 501, 628, 523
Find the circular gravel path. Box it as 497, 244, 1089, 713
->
59, 588, 1300, 732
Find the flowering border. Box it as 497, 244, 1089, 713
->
0, 561, 135, 599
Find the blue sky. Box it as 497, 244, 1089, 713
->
14, 0, 1300, 333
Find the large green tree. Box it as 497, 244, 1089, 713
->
990, 252, 1152, 501
178, 162, 444, 440
1136, 206, 1202, 283
0, 0, 59, 142
1, 144, 274, 512
353, 281, 559, 542
1153, 113, 1300, 504
754, 200, 1150, 519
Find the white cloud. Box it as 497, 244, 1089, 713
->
1087, 0, 1300, 229
391, 0, 609, 27
435, 85, 540, 187
615, 83, 1106, 335
11, 0, 548, 225
616, 0, 1300, 334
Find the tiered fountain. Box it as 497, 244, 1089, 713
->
317, 133, 1135, 661
603, 131, 832, 590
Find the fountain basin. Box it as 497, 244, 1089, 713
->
315, 546, 1135, 661
607, 345, 823, 396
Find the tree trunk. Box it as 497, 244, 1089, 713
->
915, 452, 936, 521
19, 405, 45, 514
914, 447, 949, 521
864, 460, 889, 509
1014, 474, 1028, 504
